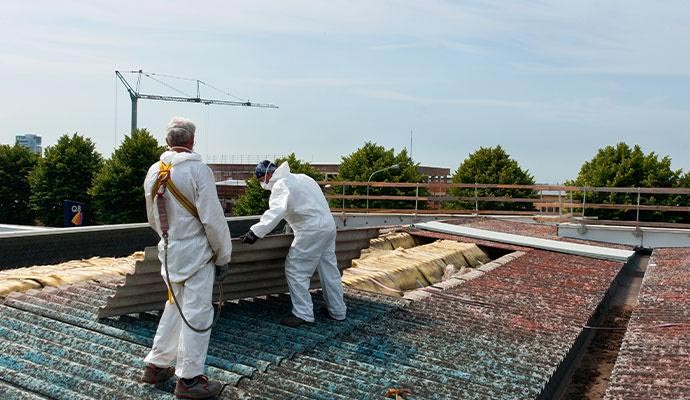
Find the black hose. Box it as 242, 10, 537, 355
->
163, 237, 224, 333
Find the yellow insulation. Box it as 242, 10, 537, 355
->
0, 253, 143, 296
343, 239, 489, 296
368, 232, 417, 251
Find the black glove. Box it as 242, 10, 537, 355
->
215, 264, 230, 282
240, 230, 259, 244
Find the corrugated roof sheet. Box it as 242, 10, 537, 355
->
231, 249, 624, 399
603, 248, 690, 400
0, 279, 401, 400
99, 228, 379, 317
0, 246, 625, 399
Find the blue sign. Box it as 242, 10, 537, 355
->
64, 200, 86, 227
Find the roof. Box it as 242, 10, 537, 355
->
2, 218, 688, 399
0, 246, 624, 399
603, 248, 690, 399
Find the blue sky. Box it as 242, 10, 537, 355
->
2, 0, 690, 183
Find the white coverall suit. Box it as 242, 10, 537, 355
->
142, 150, 232, 379
250, 162, 346, 322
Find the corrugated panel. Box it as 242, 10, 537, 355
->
0, 279, 401, 400
98, 227, 380, 317
416, 221, 634, 261
604, 248, 690, 400
226, 249, 625, 399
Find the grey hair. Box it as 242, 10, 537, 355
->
166, 117, 196, 146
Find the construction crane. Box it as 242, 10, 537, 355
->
115, 70, 278, 133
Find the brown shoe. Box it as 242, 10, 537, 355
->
175, 375, 222, 399
280, 315, 313, 328
140, 363, 175, 384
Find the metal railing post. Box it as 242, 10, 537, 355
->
636, 187, 641, 229
342, 184, 345, 211
366, 184, 369, 211
474, 183, 479, 214
580, 186, 587, 232
558, 189, 562, 218
415, 183, 419, 214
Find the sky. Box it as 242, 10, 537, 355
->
2, 0, 690, 183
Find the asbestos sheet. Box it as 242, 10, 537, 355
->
416, 221, 634, 262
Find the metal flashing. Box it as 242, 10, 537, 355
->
416, 221, 634, 262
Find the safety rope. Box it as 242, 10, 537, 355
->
156, 163, 224, 333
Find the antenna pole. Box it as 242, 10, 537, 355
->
410, 128, 413, 157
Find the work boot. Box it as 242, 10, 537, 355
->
174, 375, 222, 399
280, 315, 313, 328
140, 363, 175, 384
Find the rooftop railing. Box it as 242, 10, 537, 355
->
320, 181, 690, 229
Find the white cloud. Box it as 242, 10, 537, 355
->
5, 1, 690, 76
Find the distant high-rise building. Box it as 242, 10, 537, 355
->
15, 134, 42, 155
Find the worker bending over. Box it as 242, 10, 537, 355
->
141, 117, 232, 399
241, 160, 347, 327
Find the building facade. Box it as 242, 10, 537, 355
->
15, 134, 42, 155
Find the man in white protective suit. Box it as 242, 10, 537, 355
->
240, 160, 347, 327
140, 117, 232, 399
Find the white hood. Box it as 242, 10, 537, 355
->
160, 150, 202, 165
264, 161, 290, 190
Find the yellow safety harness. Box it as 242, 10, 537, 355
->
154, 160, 223, 333
152, 162, 199, 220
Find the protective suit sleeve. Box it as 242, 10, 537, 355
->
250, 181, 289, 238
143, 165, 159, 233
196, 166, 233, 265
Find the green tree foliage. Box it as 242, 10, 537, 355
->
0, 145, 38, 224
567, 142, 682, 221
336, 142, 425, 210
448, 145, 536, 211
90, 129, 165, 224
29, 134, 103, 226
234, 153, 324, 216
679, 172, 690, 188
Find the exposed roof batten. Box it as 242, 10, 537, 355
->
416, 221, 634, 262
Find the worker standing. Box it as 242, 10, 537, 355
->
241, 160, 347, 327
140, 117, 231, 399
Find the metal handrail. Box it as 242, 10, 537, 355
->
320, 181, 690, 226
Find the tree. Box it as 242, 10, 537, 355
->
567, 142, 681, 221
29, 134, 103, 226
448, 145, 536, 211
90, 129, 165, 224
336, 142, 425, 209
0, 145, 38, 224
234, 153, 324, 216
679, 172, 690, 188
